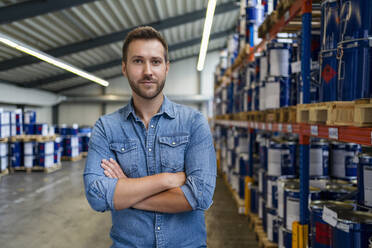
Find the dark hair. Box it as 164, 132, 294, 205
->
122, 26, 168, 63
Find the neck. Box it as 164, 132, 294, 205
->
132, 93, 164, 127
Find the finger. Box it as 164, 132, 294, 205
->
104, 170, 114, 178
101, 163, 118, 178
109, 158, 126, 177
105, 159, 122, 178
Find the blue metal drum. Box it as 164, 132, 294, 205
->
284, 185, 322, 231
321, 181, 357, 201
331, 142, 361, 179
319, 49, 338, 101
23, 110, 36, 124
310, 200, 354, 248
249, 184, 259, 214
246, 6, 257, 23
332, 210, 372, 248
267, 140, 297, 177
266, 176, 278, 209
321, 0, 340, 50
278, 225, 292, 248
337, 38, 372, 101
267, 42, 292, 77
357, 152, 372, 208
265, 76, 291, 109
238, 154, 249, 175
310, 139, 329, 177
23, 124, 35, 135
339, 0, 372, 41
266, 207, 279, 243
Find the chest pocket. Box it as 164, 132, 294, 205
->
109, 141, 139, 178
159, 135, 189, 172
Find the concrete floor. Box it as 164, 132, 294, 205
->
0, 159, 257, 248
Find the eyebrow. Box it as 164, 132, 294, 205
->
131, 55, 163, 60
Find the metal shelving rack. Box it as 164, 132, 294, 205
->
213, 0, 371, 247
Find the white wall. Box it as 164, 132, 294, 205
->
59, 103, 101, 126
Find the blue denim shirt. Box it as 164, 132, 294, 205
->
84, 96, 217, 248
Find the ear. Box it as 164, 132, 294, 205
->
122, 61, 127, 77
165, 61, 170, 76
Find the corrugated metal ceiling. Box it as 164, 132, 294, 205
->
0, 0, 239, 93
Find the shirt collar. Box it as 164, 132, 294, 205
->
122, 95, 176, 120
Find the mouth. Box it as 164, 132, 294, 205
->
140, 80, 156, 85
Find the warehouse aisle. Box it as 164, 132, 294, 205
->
0, 160, 257, 248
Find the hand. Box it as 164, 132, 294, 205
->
101, 158, 127, 179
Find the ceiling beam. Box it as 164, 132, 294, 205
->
54, 46, 224, 94
25, 29, 231, 88
0, 0, 98, 25
0, 1, 238, 71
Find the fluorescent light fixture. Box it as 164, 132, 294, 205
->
0, 32, 109, 87
197, 0, 217, 71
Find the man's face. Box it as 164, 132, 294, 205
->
122, 39, 169, 100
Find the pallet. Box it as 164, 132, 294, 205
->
82, 152, 88, 157
9, 135, 26, 142
247, 212, 262, 230
32, 163, 62, 173
254, 224, 278, 248
265, 109, 279, 123
10, 166, 32, 173
0, 168, 9, 179
0, 137, 8, 143
354, 98, 372, 127
9, 135, 56, 142
236, 112, 250, 121
279, 106, 297, 123
62, 154, 83, 162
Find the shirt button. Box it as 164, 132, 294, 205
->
172, 142, 176, 145
157, 227, 160, 230
121, 148, 125, 151
149, 148, 152, 152
151, 125, 155, 128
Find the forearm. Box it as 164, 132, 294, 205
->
113, 173, 180, 210
132, 187, 192, 213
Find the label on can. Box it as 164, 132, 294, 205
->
322, 206, 338, 227
336, 222, 349, 233
310, 148, 323, 176
315, 222, 331, 245
311, 125, 318, 136
364, 166, 372, 207
267, 213, 274, 241
286, 197, 299, 231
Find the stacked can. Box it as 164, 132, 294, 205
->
61, 124, 80, 158
10, 141, 22, 168
23, 110, 36, 135
357, 147, 372, 211
37, 141, 54, 168
10, 109, 23, 136
78, 127, 92, 153
23, 141, 37, 169
54, 136, 62, 165
0, 141, 8, 172
0, 109, 11, 138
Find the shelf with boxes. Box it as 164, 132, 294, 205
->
213, 0, 372, 247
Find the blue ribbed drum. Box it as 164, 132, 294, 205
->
321, 0, 340, 50
319, 49, 338, 101
357, 152, 372, 208
332, 210, 372, 248
337, 38, 372, 101
339, 0, 372, 41
310, 201, 354, 248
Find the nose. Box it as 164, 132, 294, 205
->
143, 61, 152, 77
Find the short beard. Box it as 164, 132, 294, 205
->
128, 77, 165, 100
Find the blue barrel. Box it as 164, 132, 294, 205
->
279, 225, 292, 248
339, 0, 372, 41
35, 123, 48, 136
266, 176, 278, 209
331, 142, 361, 179
284, 186, 321, 231
246, 6, 257, 23
268, 42, 292, 77
266, 207, 279, 243
319, 49, 339, 101
310, 201, 354, 248
37, 154, 54, 168
238, 154, 249, 175
23, 110, 36, 124
23, 124, 35, 135
310, 139, 330, 178
265, 76, 291, 109
332, 210, 372, 248
267, 140, 297, 176
337, 38, 372, 101
321, 0, 340, 50
38, 141, 54, 155
250, 185, 259, 214
357, 152, 372, 208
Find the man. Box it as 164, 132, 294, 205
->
84, 26, 217, 248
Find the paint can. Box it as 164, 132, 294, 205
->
310, 200, 354, 248
266, 207, 279, 243
331, 142, 361, 179
310, 139, 329, 177
268, 139, 296, 176
265, 76, 291, 109
357, 151, 372, 208
267, 42, 292, 77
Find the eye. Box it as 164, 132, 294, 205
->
152, 60, 161, 65
133, 59, 143, 64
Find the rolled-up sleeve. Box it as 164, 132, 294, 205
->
84, 118, 118, 212
181, 112, 217, 211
